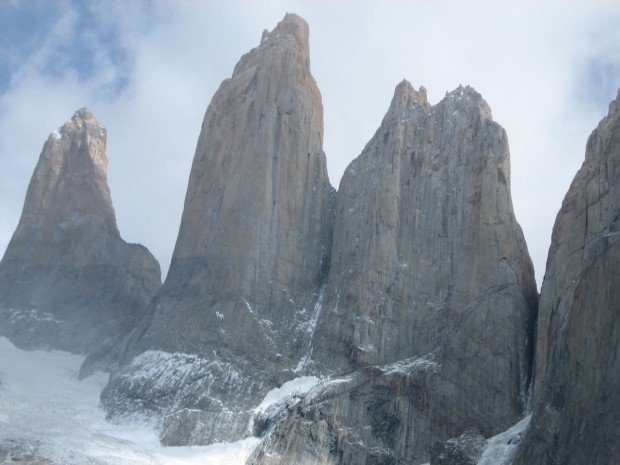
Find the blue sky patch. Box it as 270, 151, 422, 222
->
0, 1, 132, 95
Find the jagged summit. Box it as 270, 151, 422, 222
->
234, 13, 312, 81
260, 13, 309, 46
440, 84, 493, 120
72, 106, 96, 121
54, 107, 105, 138
384, 79, 430, 120
383, 81, 493, 127
0, 108, 161, 356
22, 107, 117, 238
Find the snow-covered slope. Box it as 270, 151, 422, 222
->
0, 337, 259, 464
477, 416, 530, 465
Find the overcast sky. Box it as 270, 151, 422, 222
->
1, 1, 619, 286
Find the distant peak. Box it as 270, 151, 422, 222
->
72, 107, 96, 122
395, 79, 414, 94
387, 79, 430, 118
282, 12, 307, 26
55, 108, 106, 140
260, 13, 309, 50
236, 13, 311, 78
442, 85, 493, 119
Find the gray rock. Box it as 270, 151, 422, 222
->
431, 428, 486, 465
102, 13, 334, 444
251, 82, 537, 464
0, 109, 161, 361
248, 358, 439, 465
513, 90, 620, 465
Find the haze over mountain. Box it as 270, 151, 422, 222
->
0, 108, 160, 357
0, 9, 618, 465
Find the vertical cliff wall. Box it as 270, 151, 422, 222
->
513, 91, 620, 465
102, 14, 335, 445
250, 81, 538, 465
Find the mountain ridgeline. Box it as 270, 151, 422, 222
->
0, 13, 617, 465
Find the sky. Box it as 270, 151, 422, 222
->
0, 1, 619, 287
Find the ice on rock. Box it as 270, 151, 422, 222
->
254, 376, 321, 415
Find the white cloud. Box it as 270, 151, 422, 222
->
0, 0, 618, 285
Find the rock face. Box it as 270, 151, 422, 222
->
513, 91, 620, 465
0, 109, 161, 357
250, 82, 538, 464
102, 14, 334, 444
431, 428, 486, 465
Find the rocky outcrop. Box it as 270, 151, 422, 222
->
102, 14, 334, 444
0, 109, 161, 358
250, 82, 538, 464
513, 91, 620, 465
431, 428, 486, 465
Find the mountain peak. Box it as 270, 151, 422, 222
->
234, 13, 311, 81
386, 79, 430, 119
0, 109, 161, 356
257, 12, 309, 50
72, 107, 96, 121
441, 84, 493, 119
56, 107, 106, 141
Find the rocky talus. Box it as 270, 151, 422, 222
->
512, 90, 620, 465
249, 82, 538, 464
102, 13, 334, 444
0, 109, 161, 360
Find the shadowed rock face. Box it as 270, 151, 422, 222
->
0, 109, 161, 357
249, 82, 538, 465
102, 14, 335, 444
513, 90, 620, 465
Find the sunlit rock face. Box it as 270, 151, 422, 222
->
513, 90, 620, 465
249, 81, 538, 465
0, 109, 161, 358
102, 13, 335, 445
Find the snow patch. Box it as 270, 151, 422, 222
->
254, 376, 321, 414
382, 353, 439, 375
293, 287, 325, 373
0, 337, 260, 465
477, 415, 531, 465
1, 308, 63, 324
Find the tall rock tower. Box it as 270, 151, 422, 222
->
0, 109, 161, 356
514, 91, 620, 465
250, 82, 538, 464
103, 14, 334, 444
